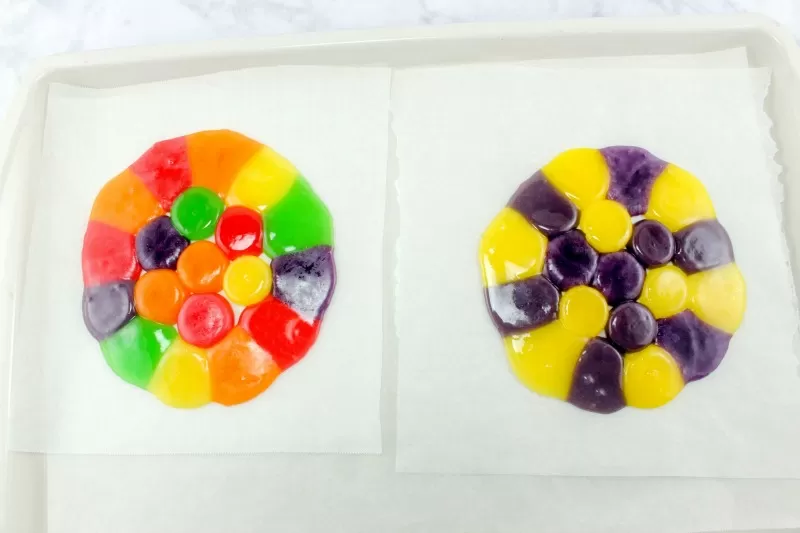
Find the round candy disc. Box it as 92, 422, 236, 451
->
85, 131, 337, 408
83, 281, 135, 341
177, 293, 234, 348
607, 302, 657, 352
592, 252, 645, 306
134, 269, 187, 325
480, 146, 745, 414
630, 219, 674, 267
135, 216, 189, 270
578, 199, 633, 254
176, 241, 229, 294
544, 230, 598, 291
215, 206, 263, 259
223, 256, 272, 306
171, 186, 225, 240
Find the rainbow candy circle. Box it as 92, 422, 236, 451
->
81, 130, 336, 408
479, 146, 746, 413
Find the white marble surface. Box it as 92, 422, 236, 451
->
0, 0, 797, 116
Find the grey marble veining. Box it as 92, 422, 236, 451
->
0, 0, 797, 117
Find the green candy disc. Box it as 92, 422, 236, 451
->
100, 317, 177, 389
263, 177, 333, 258
171, 186, 225, 240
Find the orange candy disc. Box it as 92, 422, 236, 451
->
176, 241, 229, 293
207, 326, 282, 406
133, 270, 187, 325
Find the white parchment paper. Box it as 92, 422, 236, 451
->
394, 66, 800, 477
8, 66, 389, 454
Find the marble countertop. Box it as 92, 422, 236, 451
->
0, 0, 797, 117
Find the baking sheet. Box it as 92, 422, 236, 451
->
393, 65, 800, 477
7, 66, 390, 454
5, 45, 800, 533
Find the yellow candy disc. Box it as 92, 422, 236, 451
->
638, 264, 689, 319
578, 199, 633, 253
226, 146, 298, 211
505, 322, 587, 400
148, 339, 212, 409
645, 164, 715, 232
541, 148, 610, 209
623, 345, 684, 409
479, 207, 548, 287
223, 256, 273, 306
687, 263, 746, 334
558, 285, 609, 337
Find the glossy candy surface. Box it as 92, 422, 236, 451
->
263, 177, 334, 258
480, 207, 548, 287
83, 281, 135, 340
271, 246, 336, 323
176, 241, 229, 294
592, 252, 645, 306
82, 222, 141, 286
135, 216, 189, 270
578, 199, 633, 254
223, 256, 272, 306
543, 230, 598, 291
148, 339, 211, 408
480, 146, 745, 413
485, 276, 558, 335
178, 294, 234, 348
215, 206, 263, 259
134, 269, 186, 325
673, 220, 735, 274
82, 130, 336, 408
607, 302, 657, 352
630, 220, 674, 267
100, 317, 177, 389
171, 187, 225, 240
508, 172, 578, 237
567, 339, 625, 414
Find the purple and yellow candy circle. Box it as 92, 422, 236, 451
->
479, 146, 746, 413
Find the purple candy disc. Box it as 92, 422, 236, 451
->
568, 339, 625, 414
629, 219, 675, 267
82, 280, 136, 341
135, 216, 189, 271
601, 146, 667, 216
673, 219, 734, 274
607, 302, 657, 352
656, 311, 732, 382
592, 252, 644, 306
508, 172, 578, 237
544, 230, 599, 291
271, 245, 336, 323
485, 275, 559, 335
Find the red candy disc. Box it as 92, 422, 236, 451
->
82, 221, 141, 286
130, 136, 192, 211
240, 297, 320, 370
177, 293, 234, 348
215, 206, 263, 259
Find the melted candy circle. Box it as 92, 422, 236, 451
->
171, 186, 226, 240
607, 302, 657, 352
176, 241, 229, 294
134, 269, 187, 325
83, 131, 336, 408
480, 146, 745, 413
223, 256, 272, 306
177, 293, 234, 348
630, 219, 674, 267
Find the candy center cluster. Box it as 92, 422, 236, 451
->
82, 130, 335, 408
480, 146, 746, 413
